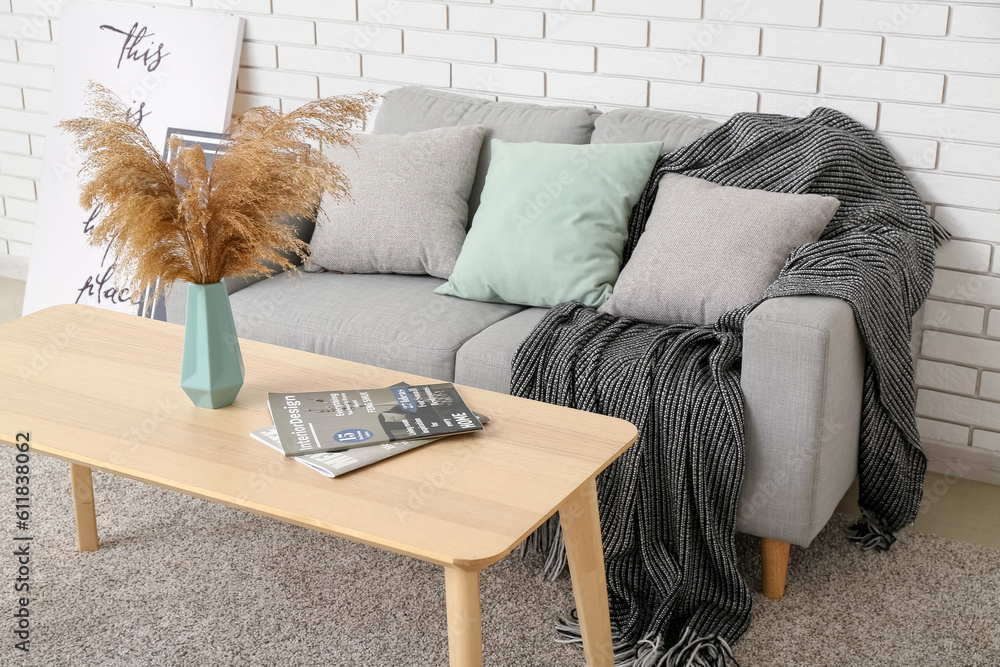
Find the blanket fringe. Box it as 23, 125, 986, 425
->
930, 216, 952, 247
517, 514, 568, 580
556, 612, 740, 667
846, 510, 897, 552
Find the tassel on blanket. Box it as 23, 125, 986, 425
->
523, 526, 740, 665
516, 514, 568, 581
555, 610, 639, 662
930, 217, 952, 247
846, 510, 897, 552
557, 611, 741, 667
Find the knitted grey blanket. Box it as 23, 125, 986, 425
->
512, 108, 943, 665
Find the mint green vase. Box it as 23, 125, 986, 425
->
180, 282, 245, 409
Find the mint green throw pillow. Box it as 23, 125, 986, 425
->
435, 140, 662, 308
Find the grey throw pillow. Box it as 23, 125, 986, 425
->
600, 174, 840, 325
308, 124, 487, 279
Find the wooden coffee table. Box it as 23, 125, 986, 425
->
0, 305, 636, 667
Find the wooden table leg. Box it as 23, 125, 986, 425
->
560, 477, 614, 667
70, 464, 99, 552
444, 566, 483, 667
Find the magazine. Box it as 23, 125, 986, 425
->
267, 383, 484, 456
251, 411, 490, 478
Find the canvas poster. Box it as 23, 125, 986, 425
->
22, 0, 244, 316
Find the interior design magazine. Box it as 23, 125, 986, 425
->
251, 410, 490, 478
267, 383, 484, 456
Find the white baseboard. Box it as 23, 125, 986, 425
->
0, 256, 28, 281
923, 439, 1000, 487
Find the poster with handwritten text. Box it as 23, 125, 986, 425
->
22, 0, 244, 316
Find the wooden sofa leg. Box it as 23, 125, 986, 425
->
761, 538, 791, 600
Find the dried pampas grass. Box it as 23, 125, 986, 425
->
59, 81, 377, 306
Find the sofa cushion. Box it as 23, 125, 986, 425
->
436, 139, 662, 308
454, 308, 549, 393
307, 125, 486, 279
371, 86, 601, 224
600, 174, 840, 325
592, 108, 721, 153
228, 272, 523, 380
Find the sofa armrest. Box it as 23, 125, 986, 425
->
162, 214, 316, 325
737, 295, 865, 547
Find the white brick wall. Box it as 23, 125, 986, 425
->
547, 13, 647, 47
452, 5, 543, 38
652, 21, 760, 56
917, 417, 969, 447
922, 299, 986, 334
404, 30, 495, 64
0, 0, 999, 465
822, 0, 949, 36
761, 28, 881, 65
989, 311, 1000, 338
498, 38, 594, 72
973, 429, 1000, 452
704, 0, 821, 27
704, 55, 818, 93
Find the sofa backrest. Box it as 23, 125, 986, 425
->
592, 108, 722, 153
372, 86, 601, 225
371, 87, 726, 225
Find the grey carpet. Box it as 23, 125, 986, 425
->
1, 452, 997, 666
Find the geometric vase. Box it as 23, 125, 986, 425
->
180, 281, 245, 409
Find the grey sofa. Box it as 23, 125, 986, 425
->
165, 87, 865, 598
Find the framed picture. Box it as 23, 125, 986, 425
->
22, 0, 245, 317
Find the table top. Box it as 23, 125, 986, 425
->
0, 305, 636, 569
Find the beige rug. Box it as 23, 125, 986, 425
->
2, 453, 997, 666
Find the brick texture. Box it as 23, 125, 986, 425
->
0, 0, 997, 461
